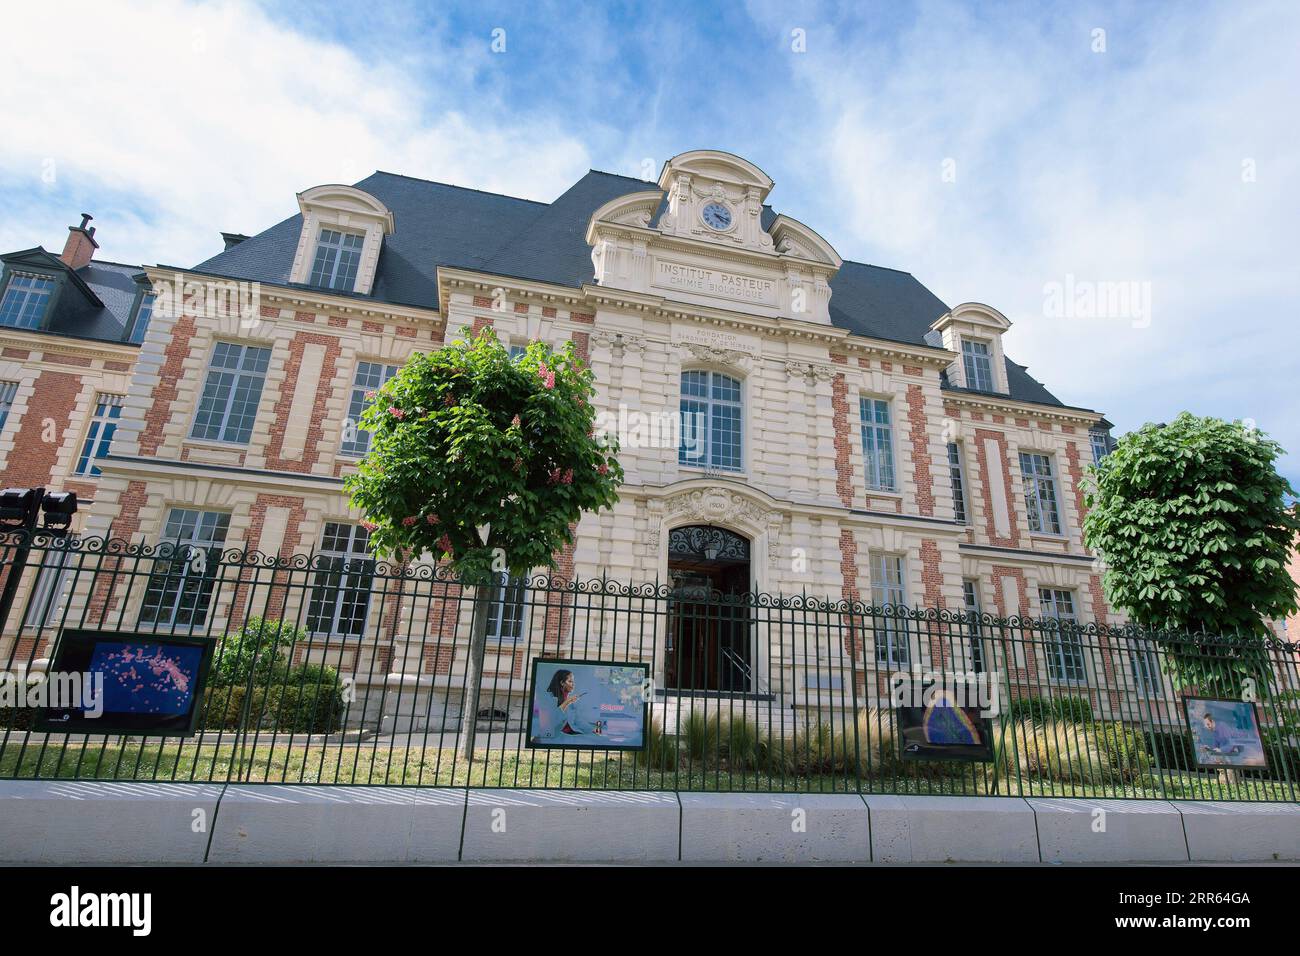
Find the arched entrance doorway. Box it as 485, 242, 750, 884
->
666, 525, 752, 692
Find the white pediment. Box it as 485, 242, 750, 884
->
585, 149, 842, 326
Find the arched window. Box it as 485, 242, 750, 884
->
678, 370, 743, 472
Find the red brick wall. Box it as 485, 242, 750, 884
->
139, 314, 197, 456
0, 370, 82, 489
905, 384, 935, 517
1064, 440, 1087, 533
263, 331, 343, 472
973, 428, 1021, 548
830, 359, 855, 508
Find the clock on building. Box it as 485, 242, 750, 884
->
701, 201, 733, 230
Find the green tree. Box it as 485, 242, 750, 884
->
344, 327, 623, 755
1083, 413, 1300, 691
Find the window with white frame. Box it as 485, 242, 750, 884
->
508, 343, 527, 361
0, 273, 56, 329
340, 361, 399, 457
22, 541, 77, 631
485, 571, 527, 641
948, 442, 968, 524
306, 523, 375, 637
74, 393, 124, 476
871, 554, 910, 667
1129, 642, 1163, 696
128, 292, 156, 344
961, 339, 994, 392
0, 381, 18, 434
962, 579, 986, 673
1039, 587, 1086, 683
678, 370, 743, 472
1089, 429, 1110, 465
191, 342, 271, 444
309, 229, 364, 291
1019, 451, 1063, 535
860, 397, 897, 491
139, 509, 230, 628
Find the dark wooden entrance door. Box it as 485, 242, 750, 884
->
666, 526, 751, 692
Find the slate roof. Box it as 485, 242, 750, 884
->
0, 247, 140, 344
190, 169, 1080, 411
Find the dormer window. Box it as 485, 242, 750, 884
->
1089, 428, 1111, 465
127, 292, 156, 344
930, 303, 1013, 396
310, 229, 364, 291
961, 339, 994, 392
0, 272, 56, 329
289, 185, 394, 296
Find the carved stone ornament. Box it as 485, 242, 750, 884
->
662, 488, 773, 532
591, 330, 646, 355
679, 342, 753, 371
784, 361, 834, 385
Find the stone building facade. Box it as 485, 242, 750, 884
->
1, 150, 1144, 725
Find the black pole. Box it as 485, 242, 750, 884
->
0, 487, 45, 637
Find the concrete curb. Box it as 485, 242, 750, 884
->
0, 780, 222, 863
461, 789, 680, 862
1174, 801, 1300, 862
207, 785, 465, 863
866, 795, 1041, 862
1029, 798, 1189, 863
678, 793, 871, 862
2, 780, 1296, 863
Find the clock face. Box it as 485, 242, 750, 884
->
701, 202, 733, 230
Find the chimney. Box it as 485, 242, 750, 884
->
60, 213, 99, 270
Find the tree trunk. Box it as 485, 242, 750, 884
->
458, 584, 494, 762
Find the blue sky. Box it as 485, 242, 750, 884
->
2, 0, 1297, 484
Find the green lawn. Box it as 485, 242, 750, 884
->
2, 736, 1295, 802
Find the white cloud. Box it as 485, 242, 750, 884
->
0, 0, 590, 267
745, 0, 1300, 482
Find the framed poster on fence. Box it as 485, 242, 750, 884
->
526, 658, 649, 751
894, 677, 996, 762
1184, 697, 1268, 770
33, 629, 215, 737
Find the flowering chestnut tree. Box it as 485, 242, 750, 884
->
344, 328, 622, 581
344, 328, 622, 759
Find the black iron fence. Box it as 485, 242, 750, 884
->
1, 533, 1298, 800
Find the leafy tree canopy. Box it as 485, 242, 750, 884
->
1083, 412, 1300, 638
344, 328, 622, 583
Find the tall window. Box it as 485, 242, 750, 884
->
1039, 588, 1086, 683
508, 343, 527, 361
948, 442, 968, 524
1130, 642, 1163, 696
306, 523, 374, 637
962, 579, 986, 673
309, 229, 363, 291
1089, 429, 1110, 465
139, 509, 230, 628
128, 292, 156, 344
1019, 452, 1063, 535
678, 370, 742, 472
23, 542, 77, 631
340, 362, 399, 457
191, 343, 271, 444
75, 393, 124, 476
486, 572, 527, 641
0, 381, 18, 434
860, 397, 896, 491
0, 273, 56, 329
961, 339, 993, 391
871, 554, 909, 667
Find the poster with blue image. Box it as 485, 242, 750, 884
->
527, 658, 648, 751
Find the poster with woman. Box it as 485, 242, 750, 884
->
527, 658, 648, 750
1184, 697, 1268, 769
